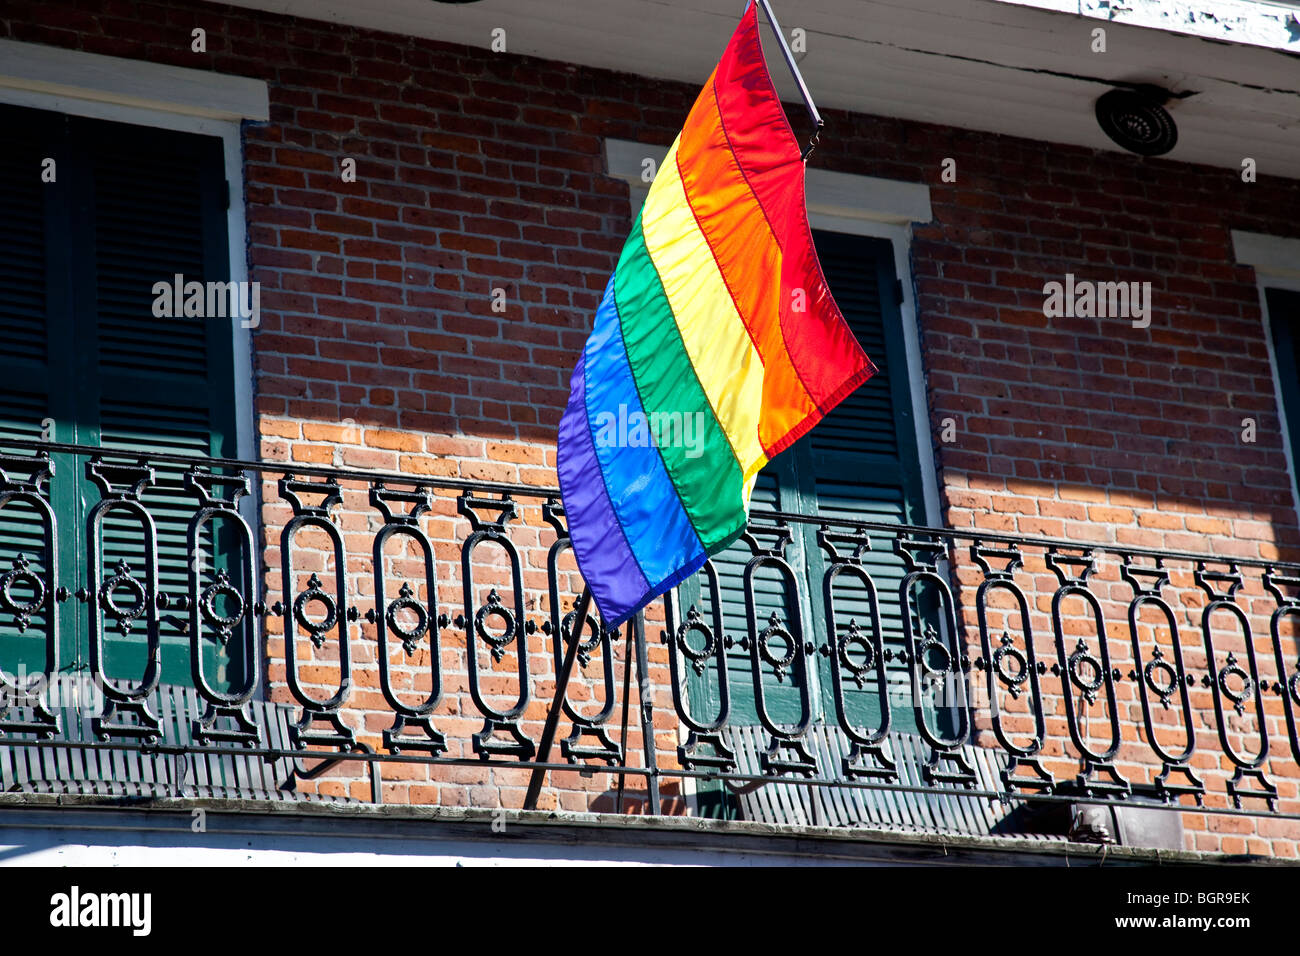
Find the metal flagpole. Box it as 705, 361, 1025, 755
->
631, 609, 661, 813
750, 0, 825, 159
527, 0, 823, 815
523, 585, 592, 810
615, 622, 635, 814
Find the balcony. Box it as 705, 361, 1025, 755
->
1, 440, 1297, 857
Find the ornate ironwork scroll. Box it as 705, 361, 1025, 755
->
1195, 563, 1274, 809
972, 542, 1052, 793
368, 484, 446, 755
185, 470, 260, 745
1122, 556, 1203, 804
895, 533, 975, 787
743, 521, 816, 777
1046, 548, 1128, 798
458, 493, 532, 759
84, 460, 163, 740
663, 562, 737, 772
0, 453, 62, 737
1265, 567, 1300, 768
542, 500, 619, 764
277, 476, 355, 750
818, 526, 894, 781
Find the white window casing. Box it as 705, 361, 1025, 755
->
604, 138, 940, 526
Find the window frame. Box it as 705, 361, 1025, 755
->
0, 45, 267, 689
1233, 230, 1300, 529
1262, 287, 1300, 521
605, 140, 939, 813
672, 229, 933, 727
0, 38, 267, 467
605, 138, 941, 528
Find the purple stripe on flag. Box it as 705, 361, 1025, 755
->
556, 350, 651, 622
583, 283, 705, 588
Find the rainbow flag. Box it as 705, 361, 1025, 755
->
557, 2, 877, 626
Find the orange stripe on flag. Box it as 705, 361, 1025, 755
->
677, 76, 819, 454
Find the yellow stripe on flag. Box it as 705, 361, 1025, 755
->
638, 137, 769, 486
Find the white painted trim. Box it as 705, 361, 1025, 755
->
605, 139, 932, 225
995, 0, 1300, 53
1234, 231, 1300, 528
0, 38, 268, 122
605, 138, 940, 526
804, 169, 934, 227
1232, 230, 1300, 282
1257, 292, 1300, 530
605, 140, 660, 202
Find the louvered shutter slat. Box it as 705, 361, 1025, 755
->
83, 118, 236, 690
0, 103, 237, 693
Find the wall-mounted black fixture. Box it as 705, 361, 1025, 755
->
1095, 85, 1179, 156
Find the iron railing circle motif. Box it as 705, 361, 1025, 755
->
560, 608, 601, 667
386, 582, 429, 655
675, 604, 716, 676
475, 588, 516, 662
1289, 670, 1300, 707
98, 558, 147, 635
1067, 639, 1105, 704
1216, 653, 1253, 716
199, 568, 245, 645
293, 572, 338, 648
917, 625, 952, 679
837, 618, 874, 688
992, 633, 1029, 697
1143, 648, 1179, 707
0, 553, 45, 631
757, 611, 797, 682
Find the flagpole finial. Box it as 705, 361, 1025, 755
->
753, 0, 825, 158
801, 122, 823, 163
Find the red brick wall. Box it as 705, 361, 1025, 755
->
6, 0, 1300, 854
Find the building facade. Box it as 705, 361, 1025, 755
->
1, 0, 1299, 862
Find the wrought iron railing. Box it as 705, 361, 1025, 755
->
0, 440, 1298, 834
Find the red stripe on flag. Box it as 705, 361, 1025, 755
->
710, 4, 876, 451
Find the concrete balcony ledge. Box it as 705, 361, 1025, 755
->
0, 793, 1285, 866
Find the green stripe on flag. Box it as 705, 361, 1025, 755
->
614, 217, 746, 549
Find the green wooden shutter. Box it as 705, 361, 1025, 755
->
80, 116, 238, 689
0, 110, 54, 681
0, 103, 238, 691
685, 469, 801, 724
798, 232, 932, 734
0, 106, 78, 681
680, 231, 930, 736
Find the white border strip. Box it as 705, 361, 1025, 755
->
605, 139, 932, 226
1232, 230, 1300, 283
0, 37, 268, 122
996, 0, 1300, 53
